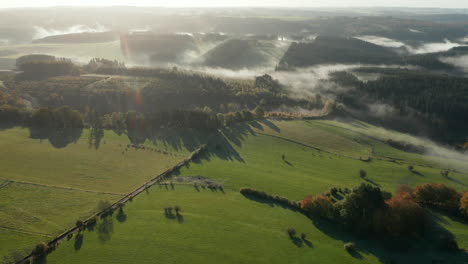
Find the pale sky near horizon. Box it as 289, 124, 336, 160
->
0, 0, 467, 8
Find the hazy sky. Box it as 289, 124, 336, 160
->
1, 0, 468, 8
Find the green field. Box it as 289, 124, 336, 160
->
0, 41, 124, 69
0, 127, 184, 260
42, 119, 468, 264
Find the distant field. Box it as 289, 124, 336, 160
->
0, 127, 184, 259
0, 41, 124, 69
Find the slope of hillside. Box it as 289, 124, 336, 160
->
40, 119, 468, 264
202, 39, 288, 69
278, 36, 400, 69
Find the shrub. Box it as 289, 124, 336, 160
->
32, 242, 49, 257
75, 220, 84, 230
440, 170, 450, 178
240, 188, 299, 209
460, 192, 468, 218
301, 232, 307, 240
359, 169, 367, 178
174, 205, 181, 214
414, 183, 461, 210
330, 187, 338, 195
396, 184, 414, 197
86, 216, 97, 228
301, 194, 336, 219
339, 184, 386, 234
287, 228, 296, 238
373, 192, 427, 237
408, 165, 414, 171
344, 242, 356, 252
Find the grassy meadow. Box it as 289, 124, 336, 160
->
0, 127, 184, 260
42, 119, 468, 264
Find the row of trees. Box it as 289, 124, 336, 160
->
18, 59, 79, 80
29, 106, 84, 148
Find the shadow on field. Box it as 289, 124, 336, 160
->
241, 193, 303, 214
32, 256, 47, 264
447, 176, 466, 186
74, 233, 84, 251
29, 126, 83, 149
97, 216, 114, 243
310, 214, 465, 264
242, 191, 467, 264
258, 119, 281, 133
411, 170, 425, 177
116, 208, 127, 223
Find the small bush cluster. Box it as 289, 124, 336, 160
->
31, 242, 49, 258
359, 169, 367, 179
287, 228, 296, 238
240, 188, 300, 209
344, 242, 356, 252
301, 194, 336, 220
440, 170, 450, 178
413, 183, 461, 211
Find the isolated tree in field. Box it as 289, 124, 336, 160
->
301, 232, 307, 240
359, 169, 367, 178
344, 242, 356, 252
174, 205, 181, 215
287, 228, 296, 238
408, 165, 414, 171
440, 170, 450, 178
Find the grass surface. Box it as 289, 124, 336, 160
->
46, 186, 468, 264
0, 229, 47, 261
0, 127, 184, 259
0, 128, 181, 193
3, 119, 468, 263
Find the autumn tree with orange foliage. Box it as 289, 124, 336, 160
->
301, 194, 336, 220
460, 192, 468, 218
374, 191, 427, 238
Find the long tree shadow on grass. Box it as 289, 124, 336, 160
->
116, 208, 127, 223
310, 214, 466, 264
74, 233, 84, 251
32, 256, 47, 264
242, 193, 467, 263
97, 216, 114, 244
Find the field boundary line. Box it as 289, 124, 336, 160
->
0, 226, 53, 237
15, 144, 208, 264
0, 178, 125, 196
256, 132, 361, 160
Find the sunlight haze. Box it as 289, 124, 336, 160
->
1, 0, 468, 8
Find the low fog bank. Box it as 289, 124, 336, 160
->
440, 55, 468, 73
33, 24, 109, 39
360, 123, 468, 164
357, 35, 466, 54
